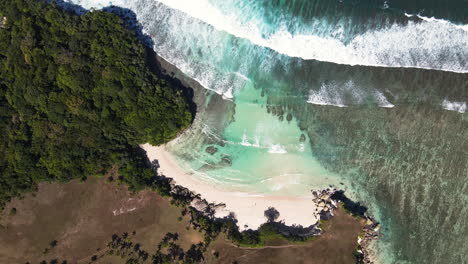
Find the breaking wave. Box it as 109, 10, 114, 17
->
67, 0, 467, 73
307, 81, 395, 108
442, 100, 467, 113
153, 0, 468, 73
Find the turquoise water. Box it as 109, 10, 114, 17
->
169, 82, 345, 196
66, 0, 468, 263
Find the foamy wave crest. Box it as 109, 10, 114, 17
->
156, 53, 238, 100
375, 91, 395, 108
67, 0, 467, 72
442, 100, 467, 113
307, 82, 348, 107
153, 0, 467, 72
201, 123, 225, 141
241, 130, 261, 148
307, 81, 394, 108
268, 144, 287, 154
404, 13, 468, 31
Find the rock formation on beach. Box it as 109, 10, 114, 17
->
312, 188, 339, 221
355, 216, 380, 264
311, 188, 380, 264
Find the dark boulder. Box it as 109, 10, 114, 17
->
220, 156, 232, 166
205, 146, 218, 155
299, 134, 306, 142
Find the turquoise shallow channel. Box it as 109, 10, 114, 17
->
170, 81, 344, 196
66, 0, 468, 263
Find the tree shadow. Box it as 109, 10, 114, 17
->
263, 207, 321, 237
268, 221, 321, 237
264, 207, 280, 222
331, 190, 368, 217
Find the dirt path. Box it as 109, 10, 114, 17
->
219, 240, 307, 250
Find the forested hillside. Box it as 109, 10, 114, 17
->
0, 0, 192, 208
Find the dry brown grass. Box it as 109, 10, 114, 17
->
0, 177, 202, 264
204, 207, 364, 264
0, 177, 364, 264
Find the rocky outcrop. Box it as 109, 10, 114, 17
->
354, 216, 380, 264
311, 188, 338, 220
312, 188, 379, 264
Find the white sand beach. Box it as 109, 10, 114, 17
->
141, 143, 319, 230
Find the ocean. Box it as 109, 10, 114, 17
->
65, 0, 467, 263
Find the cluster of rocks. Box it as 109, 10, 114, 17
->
265, 104, 296, 123
312, 188, 338, 220
355, 216, 380, 264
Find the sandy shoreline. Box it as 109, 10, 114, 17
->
141, 143, 319, 230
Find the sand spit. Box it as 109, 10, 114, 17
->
141, 143, 320, 230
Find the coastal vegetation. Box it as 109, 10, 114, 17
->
0, 0, 192, 208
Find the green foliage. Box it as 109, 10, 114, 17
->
0, 0, 192, 209
223, 221, 313, 247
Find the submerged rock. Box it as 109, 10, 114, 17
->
299, 134, 306, 142
205, 146, 218, 155
220, 156, 232, 166
286, 113, 293, 122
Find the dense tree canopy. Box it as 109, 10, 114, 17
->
0, 0, 192, 208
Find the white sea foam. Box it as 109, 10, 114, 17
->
240, 130, 251, 146
222, 87, 234, 100
307, 81, 395, 108
404, 13, 468, 31
154, 0, 467, 72
67, 0, 467, 72
234, 72, 251, 82
442, 100, 467, 113
240, 131, 261, 148
201, 123, 224, 141
375, 91, 395, 108
307, 83, 347, 107
298, 143, 305, 152
268, 144, 287, 154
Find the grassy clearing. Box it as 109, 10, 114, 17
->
0, 177, 202, 264
0, 177, 364, 264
